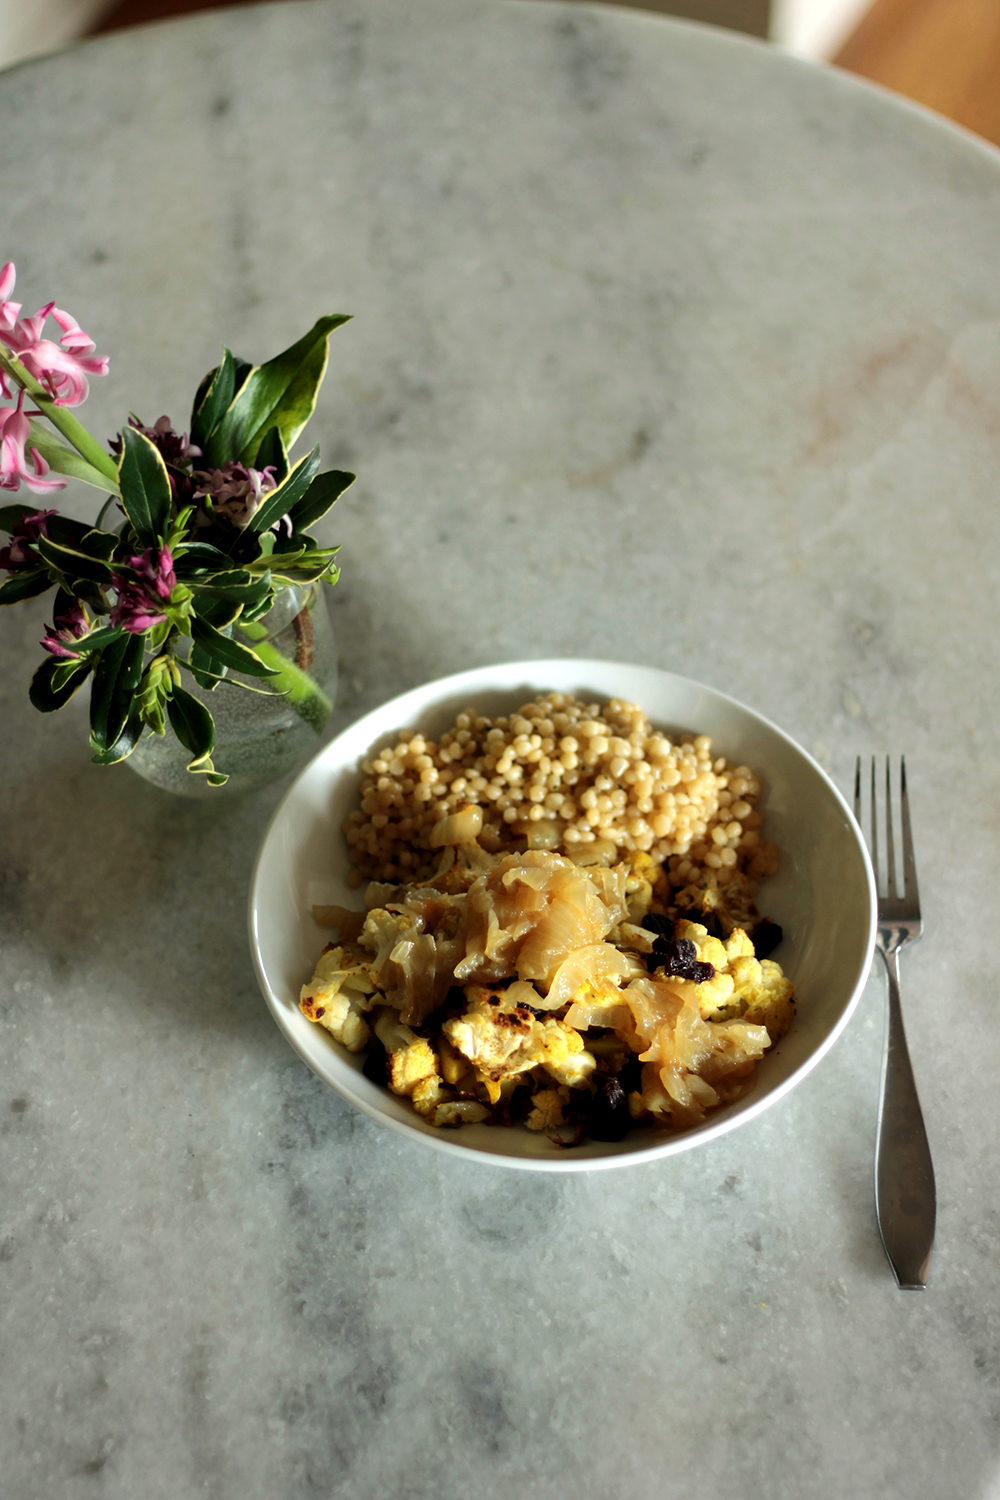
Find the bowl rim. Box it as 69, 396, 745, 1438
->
248, 657, 877, 1172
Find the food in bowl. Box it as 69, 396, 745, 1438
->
299, 693, 795, 1141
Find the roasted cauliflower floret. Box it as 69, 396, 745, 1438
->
443, 987, 537, 1080
387, 1038, 439, 1097
664, 919, 735, 1020
526, 1086, 571, 1132
299, 942, 377, 1052
730, 955, 796, 1040
443, 987, 595, 1093
668, 921, 794, 1030
410, 1073, 450, 1117
536, 1018, 596, 1088
432, 1100, 491, 1128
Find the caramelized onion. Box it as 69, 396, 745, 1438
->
429, 804, 484, 847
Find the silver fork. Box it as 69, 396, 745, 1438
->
854, 757, 936, 1289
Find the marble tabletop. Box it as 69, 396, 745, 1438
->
3, 2, 1000, 1496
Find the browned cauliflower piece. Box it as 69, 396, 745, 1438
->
526, 1086, 572, 1132
410, 1073, 450, 1117
431, 1100, 491, 1128
730, 955, 796, 1041
443, 986, 596, 1098
387, 1038, 439, 1098
299, 942, 378, 1052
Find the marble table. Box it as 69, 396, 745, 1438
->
3, 3, 1000, 1495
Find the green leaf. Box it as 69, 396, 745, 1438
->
192, 570, 273, 613
167, 687, 227, 783
173, 541, 231, 576
90, 632, 146, 751
270, 549, 341, 587
189, 615, 279, 677
36, 533, 114, 584
45, 516, 118, 561
205, 315, 351, 467
90, 706, 144, 764
73, 624, 126, 655
41, 513, 91, 554
0, 568, 53, 606
245, 447, 321, 536
289, 468, 355, 533
0, 503, 35, 533
253, 425, 289, 484
29, 656, 93, 712
191, 567, 254, 590
192, 593, 244, 630
27, 419, 119, 492
251, 543, 304, 570
190, 347, 236, 449
167, 685, 214, 759
188, 641, 226, 692
118, 426, 172, 547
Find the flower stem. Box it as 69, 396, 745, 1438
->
0, 348, 119, 487
237, 620, 332, 732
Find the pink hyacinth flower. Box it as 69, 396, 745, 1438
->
0, 391, 67, 494
17, 338, 109, 408
0, 262, 20, 335
0, 264, 108, 407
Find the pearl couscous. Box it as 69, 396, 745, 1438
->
343, 693, 779, 904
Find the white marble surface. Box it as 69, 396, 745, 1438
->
2, 3, 1000, 1496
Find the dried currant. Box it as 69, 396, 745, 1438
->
751, 918, 783, 959
651, 935, 716, 984
586, 1074, 630, 1142
362, 1041, 389, 1086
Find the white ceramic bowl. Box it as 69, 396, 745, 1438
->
249, 660, 876, 1171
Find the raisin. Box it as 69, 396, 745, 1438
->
618, 1056, 642, 1095
641, 912, 673, 937
649, 935, 716, 984
751, 918, 783, 960
362, 1043, 389, 1087
507, 1086, 533, 1123
586, 1075, 631, 1142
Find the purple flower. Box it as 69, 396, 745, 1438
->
0, 503, 57, 572
0, 391, 68, 495
192, 461, 277, 529
110, 546, 177, 634
41, 597, 90, 659
110, 415, 201, 469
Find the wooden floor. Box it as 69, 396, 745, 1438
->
834, 0, 1000, 148
92, 0, 1000, 151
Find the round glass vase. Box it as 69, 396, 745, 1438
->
128, 582, 338, 798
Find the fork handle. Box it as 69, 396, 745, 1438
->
874, 947, 936, 1289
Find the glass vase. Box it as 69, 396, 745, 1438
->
127, 581, 338, 798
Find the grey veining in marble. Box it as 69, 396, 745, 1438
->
2, 3, 1000, 1496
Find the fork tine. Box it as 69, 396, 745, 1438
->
854, 756, 862, 825
870, 756, 879, 894
900, 755, 920, 905
885, 757, 898, 900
